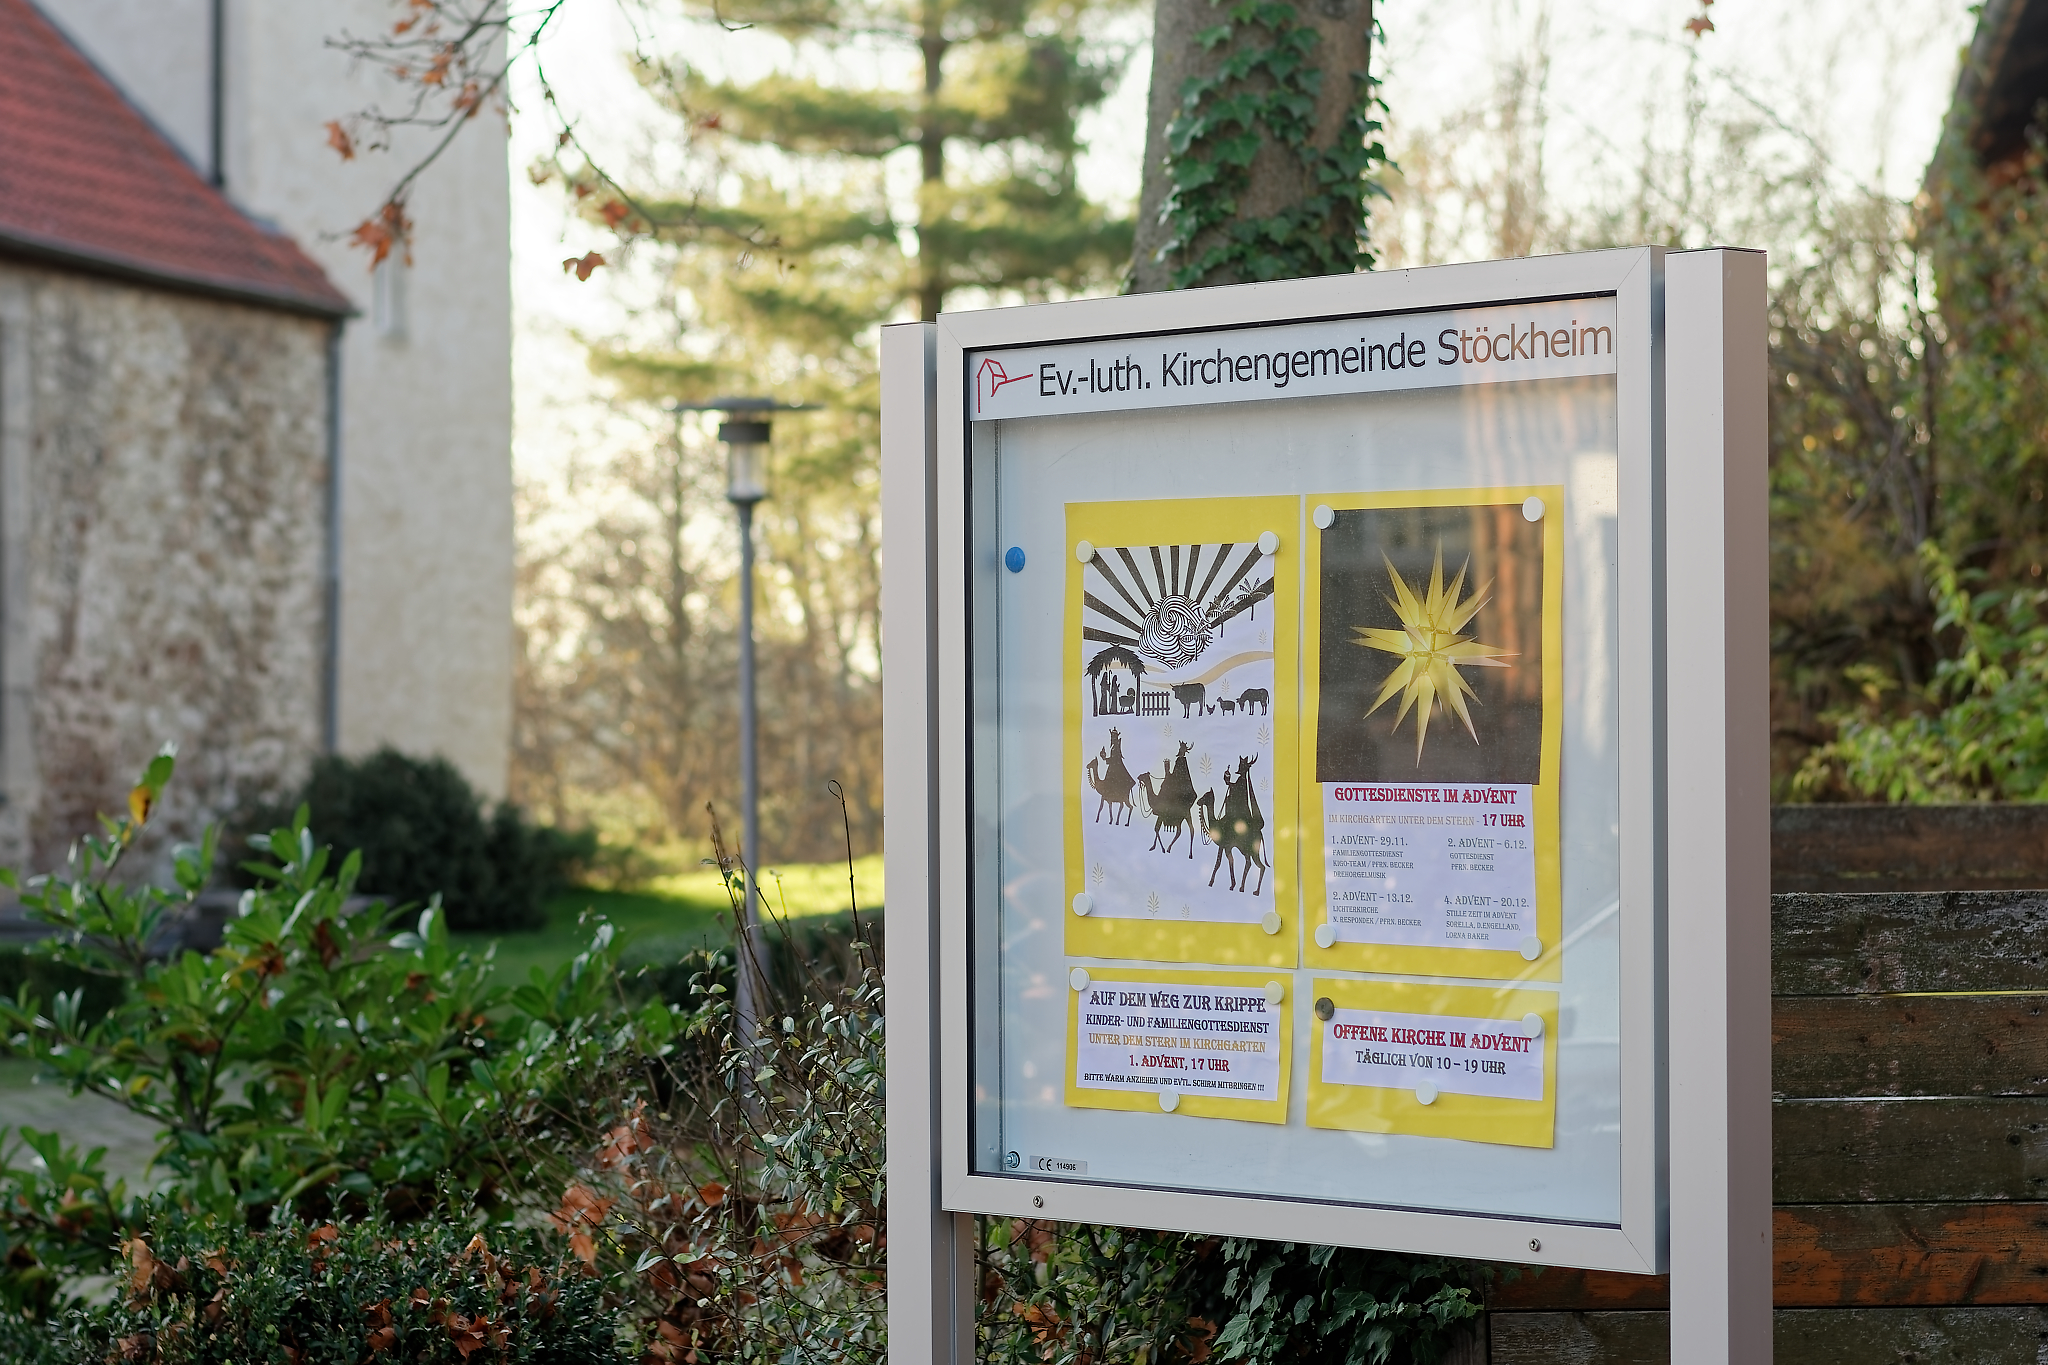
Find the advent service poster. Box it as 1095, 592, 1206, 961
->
1061, 488, 1563, 1150
1302, 489, 1564, 982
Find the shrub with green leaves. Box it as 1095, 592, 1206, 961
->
975, 1221, 1482, 1365
74, 1212, 626, 1364
1798, 540, 2048, 801
0, 752, 680, 1321
0, 1127, 138, 1323
241, 748, 594, 932
507, 920, 889, 1365
0, 1308, 83, 1365
1171, 1239, 1481, 1365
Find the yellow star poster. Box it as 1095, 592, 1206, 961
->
1300, 488, 1564, 982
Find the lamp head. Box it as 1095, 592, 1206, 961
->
721, 419, 772, 504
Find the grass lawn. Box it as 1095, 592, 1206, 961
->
456, 853, 882, 985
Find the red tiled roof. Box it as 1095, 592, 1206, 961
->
0, 0, 351, 317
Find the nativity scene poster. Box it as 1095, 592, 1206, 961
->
1064, 497, 1298, 967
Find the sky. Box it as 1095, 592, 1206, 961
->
1379, 0, 1974, 202
504, 0, 1979, 487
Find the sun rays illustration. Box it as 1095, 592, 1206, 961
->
1082, 542, 1274, 667
1353, 544, 1517, 763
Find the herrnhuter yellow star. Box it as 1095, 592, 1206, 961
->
1352, 546, 1517, 763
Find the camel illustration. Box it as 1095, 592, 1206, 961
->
1086, 728, 1136, 825
1195, 789, 1225, 871
1198, 755, 1267, 893
1172, 683, 1206, 718
1136, 742, 1198, 856
1237, 687, 1270, 715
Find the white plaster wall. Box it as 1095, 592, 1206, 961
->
230, 2, 514, 798
32, 1, 516, 799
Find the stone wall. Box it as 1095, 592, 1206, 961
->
0, 262, 330, 871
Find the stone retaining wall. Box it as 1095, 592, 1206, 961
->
0, 261, 328, 875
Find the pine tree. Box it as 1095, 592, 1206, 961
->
617, 0, 1136, 321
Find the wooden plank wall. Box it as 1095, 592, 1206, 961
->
1480, 888, 2048, 1363
1770, 805, 2048, 892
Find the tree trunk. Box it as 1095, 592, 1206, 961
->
1131, 0, 1374, 291
917, 0, 949, 320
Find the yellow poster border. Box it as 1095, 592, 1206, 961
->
1064, 497, 1299, 967
1299, 486, 1565, 982
1305, 977, 1557, 1148
1065, 966, 1293, 1124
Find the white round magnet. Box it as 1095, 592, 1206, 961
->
1519, 935, 1543, 961
1263, 981, 1285, 1005
1075, 540, 1095, 562
1257, 530, 1280, 555
1260, 910, 1282, 935
1159, 1091, 1179, 1112
1069, 967, 1091, 991
1072, 892, 1093, 917
1522, 1012, 1544, 1038
1314, 923, 1336, 949
1521, 496, 1545, 522
1415, 1081, 1439, 1106
1312, 504, 1335, 529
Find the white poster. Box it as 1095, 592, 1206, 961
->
1075, 979, 1283, 1102
1321, 782, 1537, 949
1320, 1005, 1544, 1102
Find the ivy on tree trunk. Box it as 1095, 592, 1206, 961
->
1131, 0, 1388, 290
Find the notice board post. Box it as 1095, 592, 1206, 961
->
883, 247, 1770, 1364
881, 320, 976, 1365
1664, 250, 1772, 1361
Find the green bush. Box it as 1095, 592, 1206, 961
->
521, 932, 888, 1365
243, 748, 594, 932
974, 1222, 1482, 1364
29, 1211, 627, 1364
0, 1127, 138, 1323
1798, 541, 2048, 801
0, 752, 679, 1317
1170, 1239, 1481, 1364
0, 1310, 80, 1365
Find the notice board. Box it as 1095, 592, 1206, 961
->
885, 248, 1768, 1299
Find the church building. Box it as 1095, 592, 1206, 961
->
0, 0, 512, 868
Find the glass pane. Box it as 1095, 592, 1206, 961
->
969, 317, 1624, 1226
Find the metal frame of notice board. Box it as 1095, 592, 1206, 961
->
882, 247, 1771, 1364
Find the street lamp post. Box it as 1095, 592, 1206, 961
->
676, 397, 816, 1054
722, 414, 770, 1051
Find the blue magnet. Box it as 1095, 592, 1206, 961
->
1005, 546, 1026, 573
